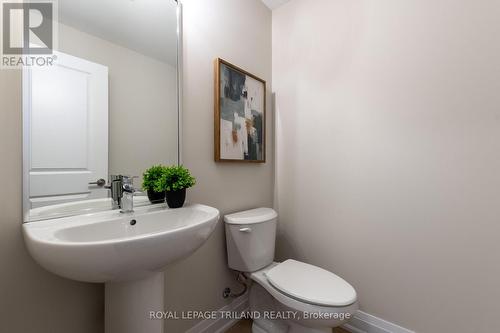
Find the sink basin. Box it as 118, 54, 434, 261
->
23, 203, 219, 282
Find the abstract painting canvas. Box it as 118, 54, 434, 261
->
214, 58, 266, 163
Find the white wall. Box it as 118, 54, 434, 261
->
273, 1, 500, 332
163, 0, 272, 331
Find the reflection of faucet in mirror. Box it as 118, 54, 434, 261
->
106, 175, 140, 213
121, 176, 140, 213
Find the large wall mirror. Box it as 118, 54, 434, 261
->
23, 0, 181, 222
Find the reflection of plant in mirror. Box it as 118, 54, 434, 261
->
158, 165, 196, 192
142, 165, 167, 192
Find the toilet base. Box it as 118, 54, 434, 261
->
252, 318, 331, 333
249, 281, 351, 333
287, 322, 330, 333
252, 318, 287, 333
252, 322, 267, 333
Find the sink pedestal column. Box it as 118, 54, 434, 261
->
105, 272, 165, 333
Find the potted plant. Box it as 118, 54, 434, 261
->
159, 165, 196, 208
142, 165, 167, 204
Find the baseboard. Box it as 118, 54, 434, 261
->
343, 311, 415, 333
185, 294, 249, 333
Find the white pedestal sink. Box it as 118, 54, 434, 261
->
23, 203, 220, 333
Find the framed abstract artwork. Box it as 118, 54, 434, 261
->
214, 58, 266, 163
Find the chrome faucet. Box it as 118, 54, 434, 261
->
120, 176, 139, 213
106, 175, 139, 213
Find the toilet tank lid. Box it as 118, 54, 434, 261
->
224, 208, 277, 225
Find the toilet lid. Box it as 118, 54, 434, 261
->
265, 259, 357, 307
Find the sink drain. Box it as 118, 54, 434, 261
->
130, 219, 137, 226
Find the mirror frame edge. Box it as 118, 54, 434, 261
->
176, 0, 183, 166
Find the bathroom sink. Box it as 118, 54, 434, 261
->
23, 203, 219, 282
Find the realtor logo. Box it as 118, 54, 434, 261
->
1, 0, 57, 68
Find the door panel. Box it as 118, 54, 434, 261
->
31, 65, 89, 169
24, 51, 109, 208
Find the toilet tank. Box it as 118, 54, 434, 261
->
224, 208, 278, 272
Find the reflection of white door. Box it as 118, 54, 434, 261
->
23, 51, 109, 208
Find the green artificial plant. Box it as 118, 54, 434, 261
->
158, 165, 196, 192
142, 165, 167, 192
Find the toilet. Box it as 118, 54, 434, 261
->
225, 208, 358, 333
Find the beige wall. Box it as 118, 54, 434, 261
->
273, 0, 500, 332
0, 72, 104, 332
164, 0, 273, 331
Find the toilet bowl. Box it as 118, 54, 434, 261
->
225, 208, 358, 333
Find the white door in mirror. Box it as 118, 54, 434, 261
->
24, 51, 109, 208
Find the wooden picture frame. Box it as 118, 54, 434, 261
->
214, 58, 266, 163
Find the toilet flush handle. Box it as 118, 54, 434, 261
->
239, 227, 252, 233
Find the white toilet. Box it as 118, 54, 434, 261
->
225, 208, 358, 333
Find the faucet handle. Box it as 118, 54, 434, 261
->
122, 176, 139, 193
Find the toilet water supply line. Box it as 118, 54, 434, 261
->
228, 272, 248, 298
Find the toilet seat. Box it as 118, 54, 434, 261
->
265, 260, 357, 307
250, 262, 358, 322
